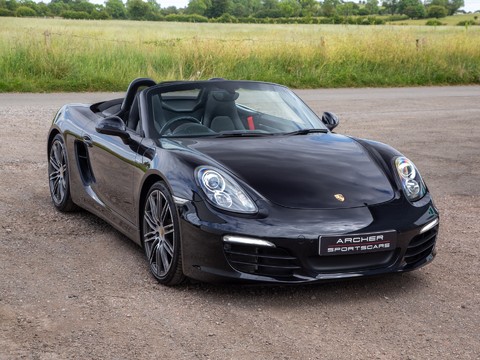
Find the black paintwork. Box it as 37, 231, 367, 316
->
47, 79, 439, 284
174, 134, 395, 209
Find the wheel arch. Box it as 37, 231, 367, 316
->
47, 128, 61, 157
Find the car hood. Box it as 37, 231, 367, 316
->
170, 133, 395, 209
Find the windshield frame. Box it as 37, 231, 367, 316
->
143, 80, 327, 139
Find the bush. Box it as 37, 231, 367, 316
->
0, 8, 13, 16
426, 19, 444, 26
187, 14, 208, 22
404, 5, 426, 19
358, 8, 370, 16
385, 14, 409, 21
427, 5, 447, 18
164, 14, 208, 22
15, 6, 37, 17
254, 9, 283, 18
214, 13, 238, 23
456, 20, 477, 26
91, 10, 111, 20
61, 10, 91, 19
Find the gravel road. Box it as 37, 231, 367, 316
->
1, 87, 479, 359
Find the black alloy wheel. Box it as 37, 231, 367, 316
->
142, 182, 185, 286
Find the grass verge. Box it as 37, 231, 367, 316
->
1, 17, 479, 92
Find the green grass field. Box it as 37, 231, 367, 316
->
1, 17, 479, 92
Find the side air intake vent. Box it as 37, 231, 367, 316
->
75, 140, 95, 185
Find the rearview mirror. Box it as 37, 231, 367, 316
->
321, 112, 339, 131
95, 116, 130, 142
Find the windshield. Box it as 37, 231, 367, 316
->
146, 81, 326, 138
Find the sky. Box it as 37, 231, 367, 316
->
463, 0, 480, 12
157, 0, 480, 12
159, 0, 188, 7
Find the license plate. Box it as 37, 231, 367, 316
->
319, 230, 397, 256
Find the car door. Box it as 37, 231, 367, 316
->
78, 91, 152, 227
82, 119, 145, 225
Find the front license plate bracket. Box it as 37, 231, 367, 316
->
319, 230, 397, 256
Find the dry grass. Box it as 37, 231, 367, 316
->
1, 17, 479, 91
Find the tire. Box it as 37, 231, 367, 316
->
48, 134, 78, 212
142, 182, 185, 286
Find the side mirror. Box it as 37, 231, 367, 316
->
95, 116, 130, 142
321, 112, 339, 131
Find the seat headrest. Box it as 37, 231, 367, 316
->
211, 91, 239, 102
210, 116, 236, 132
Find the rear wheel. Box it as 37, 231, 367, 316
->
142, 182, 185, 286
48, 134, 77, 212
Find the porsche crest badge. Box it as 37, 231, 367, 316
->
334, 194, 345, 202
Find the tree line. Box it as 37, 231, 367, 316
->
0, 0, 468, 22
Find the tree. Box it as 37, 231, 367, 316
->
427, 0, 463, 15
162, 5, 178, 14
5, 0, 18, 11
365, 0, 379, 14
231, 2, 247, 16
337, 1, 359, 16
105, 0, 126, 19
186, 0, 210, 15
404, 3, 425, 17
71, 0, 96, 14
321, 0, 340, 17
48, 1, 68, 15
446, 0, 464, 15
427, 4, 447, 17
300, 0, 319, 16
126, 0, 150, 19
262, 0, 278, 10
382, 0, 398, 14
397, 0, 423, 15
35, 2, 50, 16
247, 0, 262, 13
15, 5, 36, 16
205, 0, 230, 17
278, 0, 301, 17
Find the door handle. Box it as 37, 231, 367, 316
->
83, 135, 93, 147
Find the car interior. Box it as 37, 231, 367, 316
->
90, 78, 318, 139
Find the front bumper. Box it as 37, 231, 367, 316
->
177, 193, 439, 284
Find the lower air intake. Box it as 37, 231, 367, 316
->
224, 243, 300, 277
404, 227, 438, 266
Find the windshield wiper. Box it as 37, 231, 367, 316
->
214, 131, 274, 138
284, 128, 328, 135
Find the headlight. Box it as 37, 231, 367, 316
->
196, 166, 257, 213
394, 156, 426, 201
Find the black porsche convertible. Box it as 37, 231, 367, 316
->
47, 78, 439, 285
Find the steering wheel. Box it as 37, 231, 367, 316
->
159, 116, 201, 136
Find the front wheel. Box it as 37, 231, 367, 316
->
142, 182, 185, 286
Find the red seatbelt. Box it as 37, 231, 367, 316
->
247, 116, 255, 130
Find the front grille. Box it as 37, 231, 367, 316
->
224, 243, 301, 277
307, 250, 397, 272
404, 227, 438, 265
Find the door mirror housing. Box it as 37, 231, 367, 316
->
321, 112, 339, 131
96, 116, 130, 142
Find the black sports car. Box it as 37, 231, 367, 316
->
47, 78, 439, 285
